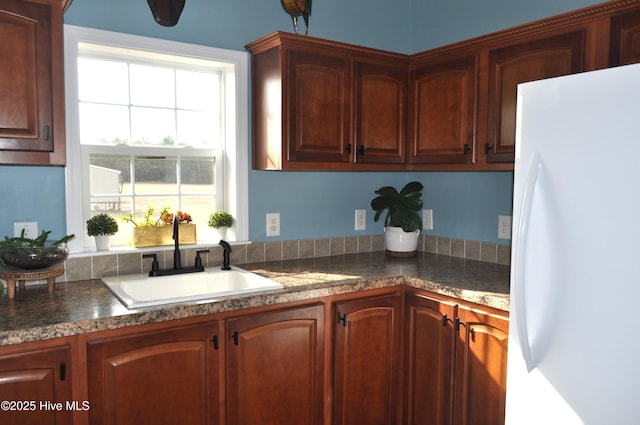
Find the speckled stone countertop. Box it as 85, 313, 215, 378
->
0, 251, 510, 346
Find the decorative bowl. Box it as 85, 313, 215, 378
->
0, 244, 68, 270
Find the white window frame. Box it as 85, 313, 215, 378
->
64, 25, 249, 253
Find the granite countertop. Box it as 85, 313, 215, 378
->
0, 251, 510, 347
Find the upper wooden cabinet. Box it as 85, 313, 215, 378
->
246, 31, 408, 171
354, 60, 407, 165
285, 49, 352, 165
610, 8, 640, 66
0, 0, 65, 165
408, 55, 478, 166
248, 1, 640, 172
486, 31, 585, 163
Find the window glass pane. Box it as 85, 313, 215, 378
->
131, 107, 176, 145
180, 195, 216, 236
177, 110, 217, 147
180, 158, 215, 193
176, 70, 219, 110
90, 155, 131, 196
78, 58, 129, 104
80, 103, 130, 145
130, 64, 175, 108
134, 157, 177, 194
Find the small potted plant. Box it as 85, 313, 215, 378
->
371, 181, 424, 256
208, 210, 234, 241
87, 213, 119, 251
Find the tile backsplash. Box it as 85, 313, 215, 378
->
49, 234, 511, 284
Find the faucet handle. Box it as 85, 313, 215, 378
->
142, 253, 160, 276
195, 249, 209, 269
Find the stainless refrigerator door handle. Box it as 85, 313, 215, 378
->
515, 150, 542, 373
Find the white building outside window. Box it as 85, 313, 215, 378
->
64, 25, 249, 253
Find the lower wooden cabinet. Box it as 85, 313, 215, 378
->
87, 322, 220, 425
405, 292, 509, 425
333, 293, 402, 425
225, 304, 325, 425
405, 293, 457, 425
2, 287, 507, 425
0, 345, 72, 425
454, 304, 509, 425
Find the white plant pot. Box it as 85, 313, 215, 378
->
384, 227, 420, 256
212, 227, 227, 242
95, 235, 110, 251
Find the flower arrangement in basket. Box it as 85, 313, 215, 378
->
121, 206, 196, 247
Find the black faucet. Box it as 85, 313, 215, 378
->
173, 214, 181, 270
142, 216, 210, 277
219, 240, 232, 270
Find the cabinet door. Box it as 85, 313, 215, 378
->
409, 55, 477, 165
225, 304, 324, 425
88, 322, 220, 425
610, 9, 640, 66
0, 346, 71, 425
405, 293, 457, 425
333, 294, 402, 425
287, 50, 352, 164
487, 31, 584, 163
354, 61, 407, 164
0, 0, 64, 165
454, 305, 509, 425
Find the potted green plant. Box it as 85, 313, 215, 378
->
208, 210, 234, 241
371, 181, 424, 256
87, 213, 119, 251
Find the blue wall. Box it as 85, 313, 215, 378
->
0, 0, 601, 244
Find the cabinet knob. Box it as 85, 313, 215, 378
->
338, 313, 348, 327
359, 145, 365, 156
484, 143, 493, 154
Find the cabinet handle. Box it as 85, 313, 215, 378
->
59, 363, 66, 381
463, 144, 470, 155
231, 330, 239, 345
359, 145, 365, 156
338, 313, 348, 327
454, 317, 465, 332
43, 125, 50, 141
442, 314, 453, 327
484, 143, 492, 154
346, 143, 352, 154
212, 335, 219, 350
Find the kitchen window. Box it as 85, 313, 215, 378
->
63, 25, 249, 253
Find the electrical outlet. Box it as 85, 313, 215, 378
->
266, 213, 280, 237
422, 209, 433, 230
355, 209, 366, 231
498, 215, 512, 239
14, 221, 38, 238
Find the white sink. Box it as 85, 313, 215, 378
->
102, 266, 283, 309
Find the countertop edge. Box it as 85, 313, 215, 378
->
0, 273, 509, 347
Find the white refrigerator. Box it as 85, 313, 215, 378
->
506, 62, 640, 424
